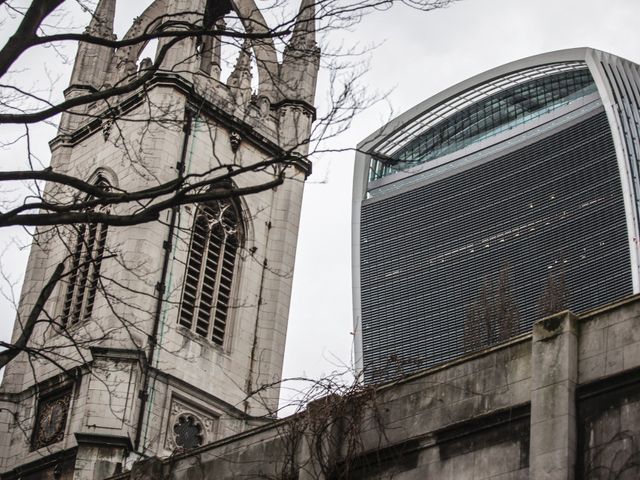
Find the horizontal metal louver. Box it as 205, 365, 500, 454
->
359, 110, 632, 384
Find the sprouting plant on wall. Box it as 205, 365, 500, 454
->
266, 377, 386, 480
538, 269, 568, 317
464, 264, 519, 352
583, 430, 640, 479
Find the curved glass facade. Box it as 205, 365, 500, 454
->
370, 68, 597, 180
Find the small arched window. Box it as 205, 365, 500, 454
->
61, 177, 110, 327
178, 199, 241, 346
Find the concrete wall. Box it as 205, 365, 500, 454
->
108, 294, 640, 480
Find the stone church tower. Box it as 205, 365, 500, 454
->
0, 0, 319, 478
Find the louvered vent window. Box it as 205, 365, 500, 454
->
179, 199, 240, 346
61, 178, 110, 327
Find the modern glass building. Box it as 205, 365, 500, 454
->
352, 48, 640, 384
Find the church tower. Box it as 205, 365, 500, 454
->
0, 0, 319, 478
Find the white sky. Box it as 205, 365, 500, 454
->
1, 0, 640, 411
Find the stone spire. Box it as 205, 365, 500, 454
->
59, 0, 117, 133
278, 0, 320, 105
68, 0, 117, 90
87, 0, 117, 36
290, 0, 317, 50
226, 39, 254, 108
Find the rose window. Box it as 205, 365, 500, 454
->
173, 414, 204, 449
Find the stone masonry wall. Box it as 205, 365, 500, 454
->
108, 294, 640, 480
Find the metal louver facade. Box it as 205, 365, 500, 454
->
352, 49, 640, 384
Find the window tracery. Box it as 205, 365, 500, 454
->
178, 198, 241, 345
164, 397, 218, 452
60, 176, 110, 327
173, 414, 204, 449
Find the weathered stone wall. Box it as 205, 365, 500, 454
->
575, 300, 640, 479
108, 294, 640, 480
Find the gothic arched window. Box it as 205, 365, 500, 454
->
60, 177, 110, 327
178, 199, 241, 346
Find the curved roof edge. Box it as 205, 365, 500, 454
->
357, 47, 619, 152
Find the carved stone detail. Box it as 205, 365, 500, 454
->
164, 397, 217, 451
101, 117, 114, 141
229, 131, 241, 152
32, 390, 72, 450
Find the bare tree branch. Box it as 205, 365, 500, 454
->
0, 0, 64, 78
0, 260, 64, 369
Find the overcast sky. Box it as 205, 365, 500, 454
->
1, 0, 640, 412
